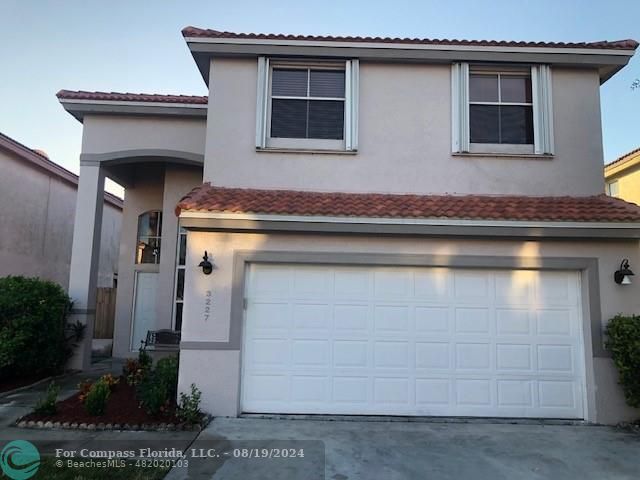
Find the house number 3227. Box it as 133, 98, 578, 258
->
203, 290, 212, 321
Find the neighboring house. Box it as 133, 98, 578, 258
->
57, 27, 640, 425
0, 132, 122, 289
604, 147, 640, 204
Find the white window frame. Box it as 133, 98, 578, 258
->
452, 63, 554, 155
171, 227, 187, 331
606, 180, 620, 197
256, 57, 359, 152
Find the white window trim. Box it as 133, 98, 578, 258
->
256, 57, 359, 152
607, 180, 620, 197
452, 62, 554, 155
170, 227, 187, 331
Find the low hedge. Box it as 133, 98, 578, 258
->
0, 276, 76, 380
605, 314, 640, 408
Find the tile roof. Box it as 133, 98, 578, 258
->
176, 184, 640, 222
182, 27, 639, 51
56, 90, 208, 105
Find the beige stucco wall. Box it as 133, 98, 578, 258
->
112, 164, 203, 358
81, 115, 206, 157
178, 230, 640, 425
205, 58, 605, 196
0, 149, 121, 289
608, 165, 640, 206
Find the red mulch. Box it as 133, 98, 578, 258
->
21, 377, 180, 425
0, 374, 51, 394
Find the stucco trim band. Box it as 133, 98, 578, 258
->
179, 216, 640, 239
80, 150, 204, 166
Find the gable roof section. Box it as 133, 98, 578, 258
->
176, 183, 640, 223
605, 147, 640, 180
182, 27, 638, 51
0, 132, 123, 210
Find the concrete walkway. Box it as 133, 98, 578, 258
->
167, 417, 640, 480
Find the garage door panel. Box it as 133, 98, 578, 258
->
414, 268, 450, 300
496, 309, 532, 335
497, 380, 534, 407
537, 309, 573, 336
496, 344, 533, 371
453, 271, 489, 301
455, 307, 490, 334
242, 264, 585, 418
292, 303, 330, 331
374, 341, 409, 368
415, 306, 449, 333
416, 342, 450, 369
374, 305, 410, 332
292, 267, 332, 298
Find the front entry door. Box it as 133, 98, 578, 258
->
131, 272, 158, 350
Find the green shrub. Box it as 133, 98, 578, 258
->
0, 276, 78, 380
137, 355, 178, 416
177, 384, 202, 424
605, 314, 640, 408
85, 380, 110, 416
33, 381, 60, 415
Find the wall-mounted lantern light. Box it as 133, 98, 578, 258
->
199, 251, 214, 275
614, 259, 634, 285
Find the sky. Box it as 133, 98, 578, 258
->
1, 0, 639, 196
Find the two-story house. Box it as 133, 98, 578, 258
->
58, 27, 640, 424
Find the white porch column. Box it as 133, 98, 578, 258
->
67, 163, 106, 370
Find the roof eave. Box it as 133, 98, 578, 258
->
184, 36, 636, 85
58, 98, 208, 123
178, 211, 640, 239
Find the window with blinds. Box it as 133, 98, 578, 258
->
452, 63, 553, 155
469, 72, 533, 145
256, 58, 359, 151
270, 68, 346, 140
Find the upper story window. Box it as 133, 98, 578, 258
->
271, 67, 345, 140
606, 180, 620, 197
256, 58, 359, 152
136, 211, 162, 264
469, 71, 533, 145
452, 63, 554, 156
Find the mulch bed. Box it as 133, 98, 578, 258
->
20, 378, 180, 425
0, 373, 52, 394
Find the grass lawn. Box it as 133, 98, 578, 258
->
22, 456, 170, 479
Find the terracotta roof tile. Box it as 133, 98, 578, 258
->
176, 184, 640, 222
56, 90, 208, 105
182, 26, 639, 51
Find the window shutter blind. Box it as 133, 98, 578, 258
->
531, 65, 554, 155
451, 62, 470, 152
345, 59, 359, 151
255, 56, 270, 148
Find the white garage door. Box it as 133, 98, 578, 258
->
241, 264, 585, 418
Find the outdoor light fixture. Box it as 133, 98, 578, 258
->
199, 251, 213, 275
614, 259, 634, 285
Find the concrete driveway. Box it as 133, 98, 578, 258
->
168, 417, 640, 480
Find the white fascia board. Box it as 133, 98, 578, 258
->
59, 99, 207, 109
184, 37, 634, 57
178, 211, 640, 230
